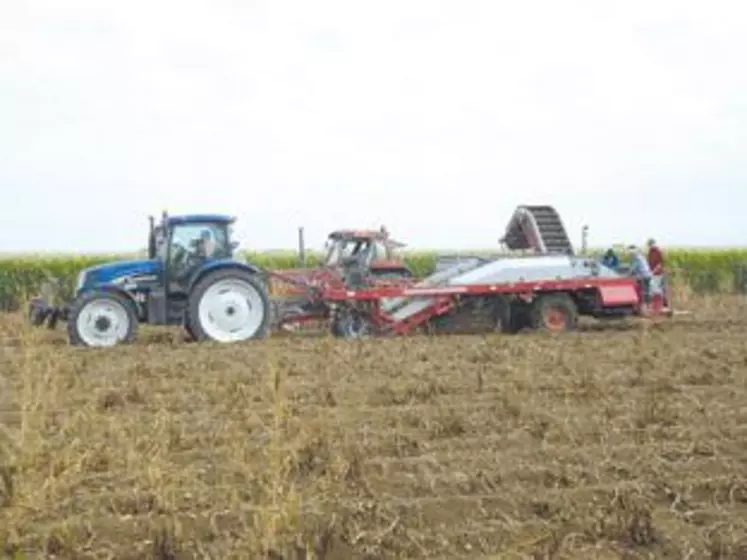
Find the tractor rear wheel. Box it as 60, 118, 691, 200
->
529, 293, 578, 332
67, 290, 138, 347
182, 313, 197, 342
187, 269, 271, 343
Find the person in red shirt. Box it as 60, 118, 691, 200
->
646, 238, 664, 274
646, 238, 668, 306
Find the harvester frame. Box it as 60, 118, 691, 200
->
299, 204, 671, 338
318, 261, 662, 338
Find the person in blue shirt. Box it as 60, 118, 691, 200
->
628, 245, 653, 302
602, 248, 620, 270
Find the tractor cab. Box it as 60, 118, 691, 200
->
148, 211, 238, 265
266, 226, 412, 301
323, 227, 412, 278
142, 212, 248, 317
30, 210, 271, 347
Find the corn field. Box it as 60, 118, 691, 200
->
1, 249, 746, 311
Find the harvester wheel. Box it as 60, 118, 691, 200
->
530, 293, 578, 332
492, 296, 514, 333
331, 308, 371, 339
67, 290, 138, 347
508, 304, 531, 333
187, 269, 271, 343
494, 298, 530, 334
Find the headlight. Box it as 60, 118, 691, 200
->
75, 271, 86, 292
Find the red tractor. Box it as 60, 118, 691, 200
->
269, 227, 414, 330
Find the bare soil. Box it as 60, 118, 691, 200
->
1, 296, 747, 558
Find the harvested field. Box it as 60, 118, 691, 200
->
1, 296, 747, 558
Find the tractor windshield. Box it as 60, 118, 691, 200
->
324, 239, 348, 267
324, 242, 340, 267
325, 238, 367, 267
167, 222, 231, 271
372, 241, 389, 260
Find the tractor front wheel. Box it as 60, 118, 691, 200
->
187, 269, 271, 343
67, 290, 138, 347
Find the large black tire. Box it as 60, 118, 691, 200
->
507, 301, 534, 333
491, 295, 515, 333
331, 309, 372, 339
330, 314, 371, 340
488, 296, 531, 334
182, 312, 197, 342
529, 293, 578, 332
187, 268, 271, 343
67, 290, 138, 347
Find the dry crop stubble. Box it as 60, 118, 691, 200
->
0, 296, 747, 558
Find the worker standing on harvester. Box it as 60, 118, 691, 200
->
628, 245, 653, 303
602, 248, 620, 270
646, 238, 668, 305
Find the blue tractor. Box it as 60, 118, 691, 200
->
28, 212, 272, 347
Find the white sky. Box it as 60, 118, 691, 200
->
1, 0, 746, 253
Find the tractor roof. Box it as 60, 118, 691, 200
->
166, 214, 236, 226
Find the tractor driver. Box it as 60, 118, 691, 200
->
193, 228, 218, 259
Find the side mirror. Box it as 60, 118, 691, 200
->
230, 241, 240, 251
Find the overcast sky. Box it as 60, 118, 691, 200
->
1, 0, 746, 253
